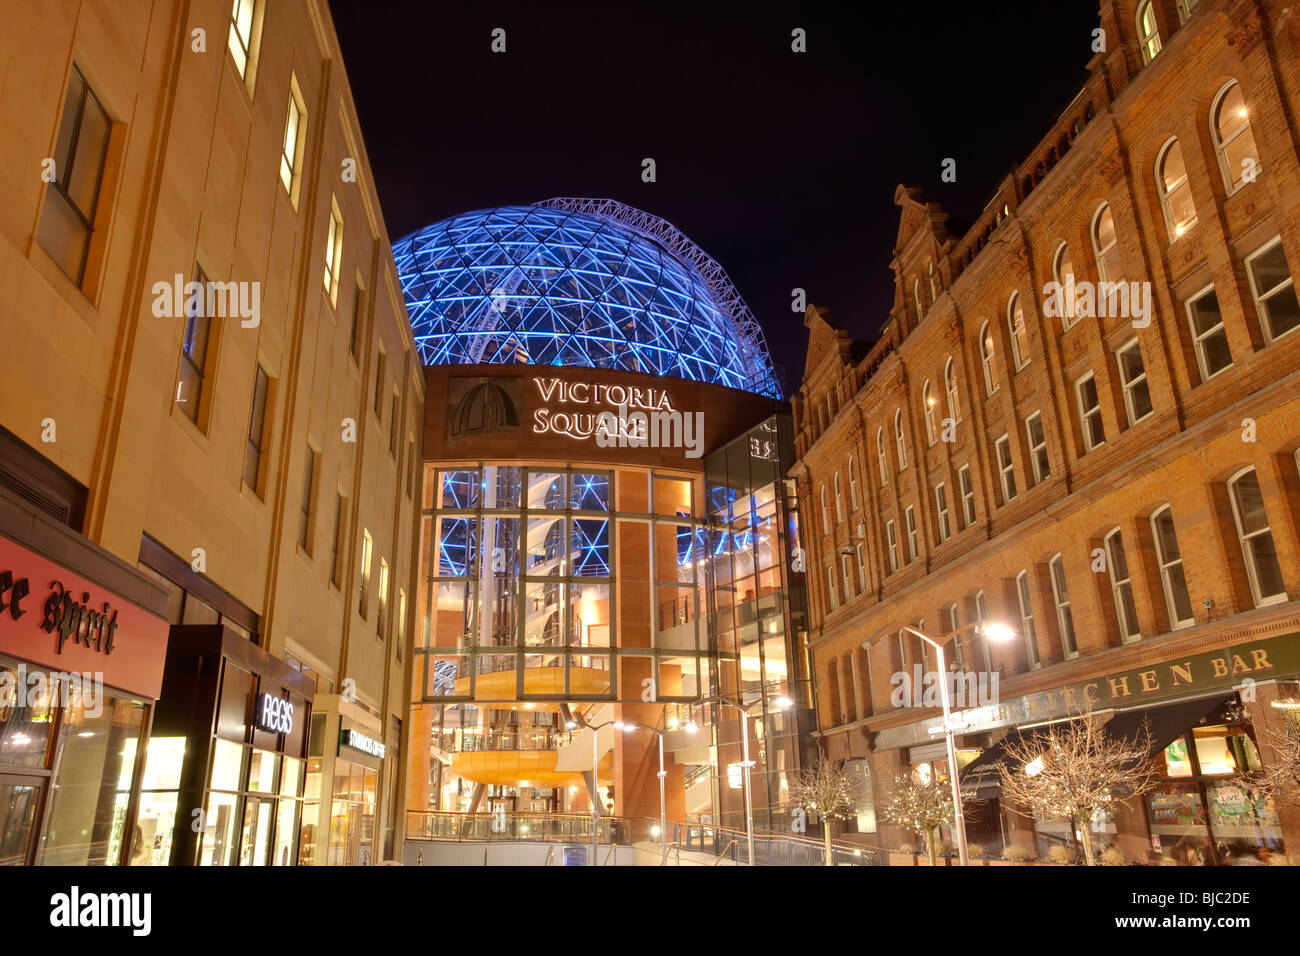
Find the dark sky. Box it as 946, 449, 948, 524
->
328, 0, 1098, 394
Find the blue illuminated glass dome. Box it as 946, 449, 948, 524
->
392, 199, 780, 397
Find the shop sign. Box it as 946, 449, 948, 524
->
254, 693, 294, 734
339, 727, 385, 759
1211, 785, 1247, 818
1, 569, 120, 656
0, 536, 169, 699
530, 376, 695, 447
878, 631, 1300, 751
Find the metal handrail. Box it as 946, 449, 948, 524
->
713, 839, 742, 865
676, 819, 885, 856
407, 810, 635, 846
672, 820, 885, 866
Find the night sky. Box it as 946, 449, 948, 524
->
327, 0, 1098, 395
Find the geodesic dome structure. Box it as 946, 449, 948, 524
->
392, 200, 780, 398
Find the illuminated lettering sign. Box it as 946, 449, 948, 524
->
339, 727, 385, 759
530, 377, 682, 442
254, 693, 294, 734
876, 631, 1300, 754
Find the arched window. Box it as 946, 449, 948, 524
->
1150, 504, 1194, 627
1053, 242, 1078, 328
820, 485, 829, 534
848, 454, 860, 509
928, 261, 939, 302
974, 589, 993, 673
944, 357, 960, 422
1048, 554, 1077, 658
876, 428, 889, 486
1227, 468, 1287, 606
1007, 292, 1029, 370
945, 602, 964, 667
1104, 527, 1141, 641
1157, 138, 1197, 240
1137, 1, 1161, 64
979, 320, 999, 395
894, 409, 907, 470
1177, 0, 1201, 24
913, 278, 923, 322
1212, 81, 1261, 193
922, 380, 937, 444
1092, 203, 1123, 286
1016, 570, 1041, 667
834, 472, 844, 524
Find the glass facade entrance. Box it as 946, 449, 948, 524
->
408, 413, 815, 841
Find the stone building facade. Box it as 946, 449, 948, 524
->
792, 0, 1300, 863
0, 0, 421, 865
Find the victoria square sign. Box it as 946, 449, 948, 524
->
529, 377, 705, 458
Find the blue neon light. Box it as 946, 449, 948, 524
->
570, 519, 610, 577
392, 205, 780, 398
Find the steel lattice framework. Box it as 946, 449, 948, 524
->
391, 202, 780, 397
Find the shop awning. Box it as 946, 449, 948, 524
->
957, 725, 1052, 800
957, 694, 1233, 800
1098, 694, 1233, 772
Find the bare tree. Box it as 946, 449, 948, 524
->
787, 759, 863, 866
882, 767, 953, 865
1256, 716, 1300, 799
998, 713, 1159, 865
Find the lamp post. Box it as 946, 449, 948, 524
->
567, 714, 635, 866
695, 692, 793, 867
865, 621, 1014, 867
621, 719, 696, 865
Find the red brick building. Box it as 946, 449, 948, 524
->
792, 0, 1300, 863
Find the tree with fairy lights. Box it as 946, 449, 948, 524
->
997, 713, 1158, 866
882, 766, 953, 865
787, 759, 864, 865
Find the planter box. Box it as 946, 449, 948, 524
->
887, 852, 918, 867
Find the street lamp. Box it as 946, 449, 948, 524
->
622, 719, 698, 865
568, 714, 635, 866
694, 691, 793, 866
865, 620, 1014, 867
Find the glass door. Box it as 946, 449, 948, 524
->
238, 797, 273, 865
0, 775, 45, 866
